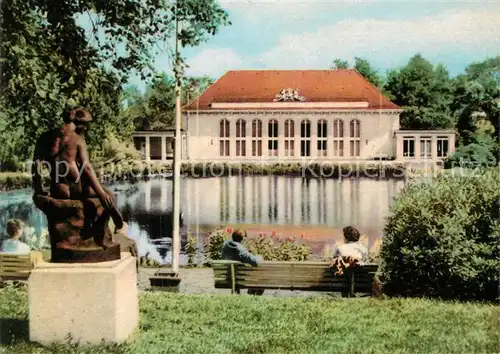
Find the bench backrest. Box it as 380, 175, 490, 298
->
212, 260, 378, 294
0, 253, 39, 280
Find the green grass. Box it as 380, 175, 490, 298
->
0, 285, 498, 354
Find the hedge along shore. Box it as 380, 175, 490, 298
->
0, 161, 449, 192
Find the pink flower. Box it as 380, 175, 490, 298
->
272, 231, 276, 236
226, 227, 233, 234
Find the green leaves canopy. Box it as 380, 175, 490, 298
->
384, 54, 454, 130
122, 73, 214, 131
0, 0, 229, 168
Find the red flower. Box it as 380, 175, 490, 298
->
272, 231, 277, 236
226, 227, 233, 234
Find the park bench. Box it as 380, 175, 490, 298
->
211, 260, 378, 297
0, 252, 45, 282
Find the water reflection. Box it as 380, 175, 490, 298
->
192, 177, 403, 235
0, 177, 405, 264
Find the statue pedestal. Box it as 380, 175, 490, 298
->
28, 252, 138, 346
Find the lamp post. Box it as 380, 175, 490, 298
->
171, 5, 182, 274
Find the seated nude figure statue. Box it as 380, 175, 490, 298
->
32, 107, 125, 262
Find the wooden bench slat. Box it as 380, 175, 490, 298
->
211, 261, 378, 295
1, 268, 32, 272
0, 252, 39, 281
1, 259, 32, 264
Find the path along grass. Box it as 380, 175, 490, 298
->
0, 285, 498, 354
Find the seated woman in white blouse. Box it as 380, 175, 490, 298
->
1, 219, 30, 254
334, 226, 369, 262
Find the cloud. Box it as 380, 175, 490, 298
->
185, 48, 244, 77
220, 0, 356, 26
257, 9, 500, 70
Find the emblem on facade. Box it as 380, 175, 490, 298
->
273, 88, 306, 102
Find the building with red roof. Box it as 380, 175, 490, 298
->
134, 69, 455, 163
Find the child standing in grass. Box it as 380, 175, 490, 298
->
1, 219, 31, 254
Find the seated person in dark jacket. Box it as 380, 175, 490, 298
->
221, 229, 263, 295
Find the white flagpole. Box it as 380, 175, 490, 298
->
172, 5, 181, 274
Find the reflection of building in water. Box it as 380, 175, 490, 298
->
185, 176, 404, 238
114, 177, 404, 249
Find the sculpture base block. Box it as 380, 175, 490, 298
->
28, 252, 138, 346
51, 243, 121, 263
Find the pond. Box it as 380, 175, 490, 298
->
0, 176, 405, 264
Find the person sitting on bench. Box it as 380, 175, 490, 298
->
334, 226, 369, 262
221, 228, 264, 295
1, 219, 30, 254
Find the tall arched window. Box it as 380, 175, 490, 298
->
317, 119, 327, 157
333, 119, 344, 157
251, 119, 262, 156
349, 119, 361, 157
300, 120, 311, 157
284, 119, 295, 157
236, 119, 246, 157
268, 119, 279, 156
219, 119, 230, 156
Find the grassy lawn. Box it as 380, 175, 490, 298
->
0, 285, 498, 354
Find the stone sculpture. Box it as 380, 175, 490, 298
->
273, 88, 306, 102
31, 107, 125, 263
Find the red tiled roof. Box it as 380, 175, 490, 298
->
183, 69, 400, 111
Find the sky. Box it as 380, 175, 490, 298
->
129, 0, 500, 89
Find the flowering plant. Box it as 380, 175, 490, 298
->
204, 226, 230, 261
204, 227, 311, 262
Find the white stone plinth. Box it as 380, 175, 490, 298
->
29, 252, 138, 346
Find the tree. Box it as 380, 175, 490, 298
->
331, 59, 349, 69
0, 0, 230, 168
384, 54, 454, 130
121, 73, 215, 131
353, 57, 382, 87
452, 57, 500, 146
446, 57, 500, 167
330, 57, 382, 87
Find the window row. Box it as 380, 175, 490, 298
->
220, 138, 361, 157
402, 136, 450, 159
220, 119, 360, 139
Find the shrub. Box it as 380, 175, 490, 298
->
0, 172, 34, 191
245, 233, 311, 261
204, 226, 228, 261
444, 141, 498, 169
139, 253, 161, 268
380, 168, 500, 301
185, 232, 198, 266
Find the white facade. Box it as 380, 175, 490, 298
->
182, 110, 454, 163
132, 130, 187, 162
184, 110, 401, 162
